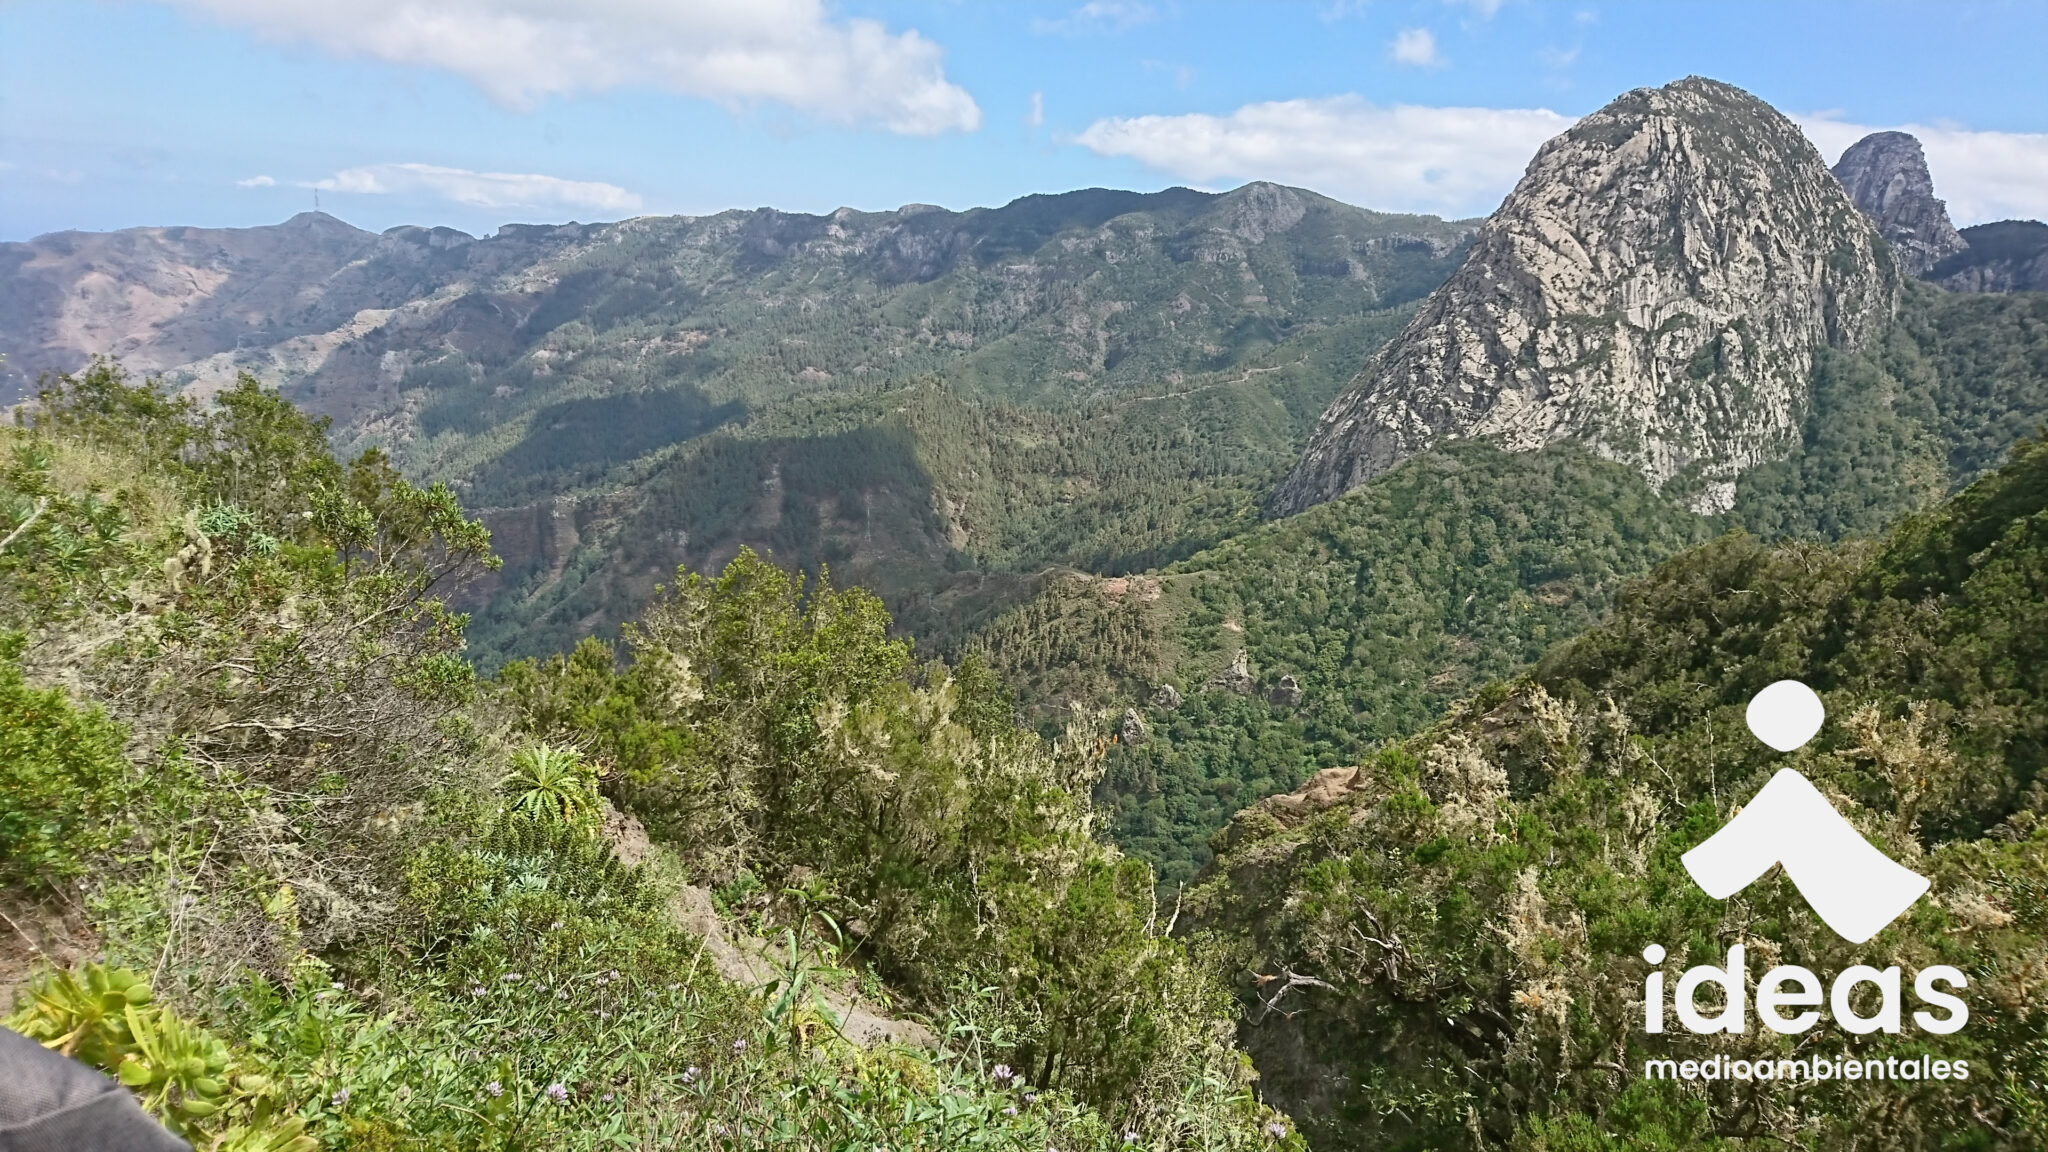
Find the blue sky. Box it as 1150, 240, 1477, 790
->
6, 1, 2047, 241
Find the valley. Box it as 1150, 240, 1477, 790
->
5, 71, 2048, 1152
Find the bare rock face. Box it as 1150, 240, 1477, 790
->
1120, 707, 1148, 746
1150, 683, 1184, 710
1267, 675, 1304, 709
1274, 77, 1899, 517
1929, 219, 2048, 293
1831, 131, 1968, 275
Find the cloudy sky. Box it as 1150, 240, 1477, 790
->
5, 0, 2047, 240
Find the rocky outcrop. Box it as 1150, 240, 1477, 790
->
1120, 707, 1148, 746
1151, 683, 1183, 710
1273, 77, 1900, 517
1831, 131, 1968, 275
1213, 650, 1254, 696
1929, 219, 2048, 293
1268, 675, 1304, 709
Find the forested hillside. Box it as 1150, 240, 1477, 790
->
970, 442, 1712, 888
1, 185, 1477, 669
971, 280, 2048, 886
0, 364, 1296, 1150
1193, 433, 2048, 1149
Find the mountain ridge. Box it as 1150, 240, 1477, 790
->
1274, 77, 1900, 518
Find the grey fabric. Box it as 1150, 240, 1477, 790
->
0, 1027, 188, 1152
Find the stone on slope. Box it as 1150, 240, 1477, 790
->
1273, 77, 1899, 517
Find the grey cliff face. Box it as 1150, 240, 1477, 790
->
1273, 77, 1900, 517
1831, 131, 1968, 275
1929, 219, 2048, 293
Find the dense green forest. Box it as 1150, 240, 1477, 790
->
0, 363, 1295, 1150
1193, 433, 2048, 1149
970, 282, 2048, 888
971, 443, 1712, 888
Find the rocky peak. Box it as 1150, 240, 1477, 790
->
1273, 77, 1899, 517
1831, 131, 1967, 275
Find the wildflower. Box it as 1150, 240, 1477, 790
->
732, 1038, 746, 1053
1003, 1106, 1017, 1117
991, 1064, 1013, 1082
484, 1081, 503, 1098
557, 989, 570, 1001
682, 1066, 698, 1084
545, 1082, 569, 1105
502, 973, 524, 983
1266, 1121, 1287, 1138
1024, 1092, 1037, 1104
329, 1088, 350, 1109
600, 1093, 613, 1103
1125, 1133, 1139, 1144
468, 983, 486, 998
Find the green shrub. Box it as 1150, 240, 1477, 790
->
0, 637, 131, 888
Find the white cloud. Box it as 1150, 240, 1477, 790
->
309, 163, 642, 214
161, 0, 979, 135
1031, 2, 1156, 36
1797, 114, 2048, 226
1029, 91, 1045, 128
1074, 96, 1572, 218
237, 174, 277, 187
1390, 27, 1442, 68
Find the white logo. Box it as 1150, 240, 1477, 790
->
1679, 680, 1929, 944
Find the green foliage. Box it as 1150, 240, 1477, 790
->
974, 442, 1712, 887
3, 365, 1291, 1151
499, 547, 1281, 1128
1194, 435, 2048, 1149
0, 637, 132, 888
7, 963, 316, 1151
498, 743, 601, 828
1733, 283, 2048, 539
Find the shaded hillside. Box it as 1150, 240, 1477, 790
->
2, 183, 1475, 658
1930, 219, 2048, 293
464, 301, 1420, 665
1192, 434, 2048, 1150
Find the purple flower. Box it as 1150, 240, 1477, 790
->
992, 1063, 1013, 1082
484, 1081, 503, 1098
1024, 1092, 1037, 1104
731, 1038, 746, 1053
545, 1082, 569, 1105
1003, 1106, 1018, 1116
1266, 1121, 1287, 1139
682, 1066, 698, 1084
329, 1088, 350, 1108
